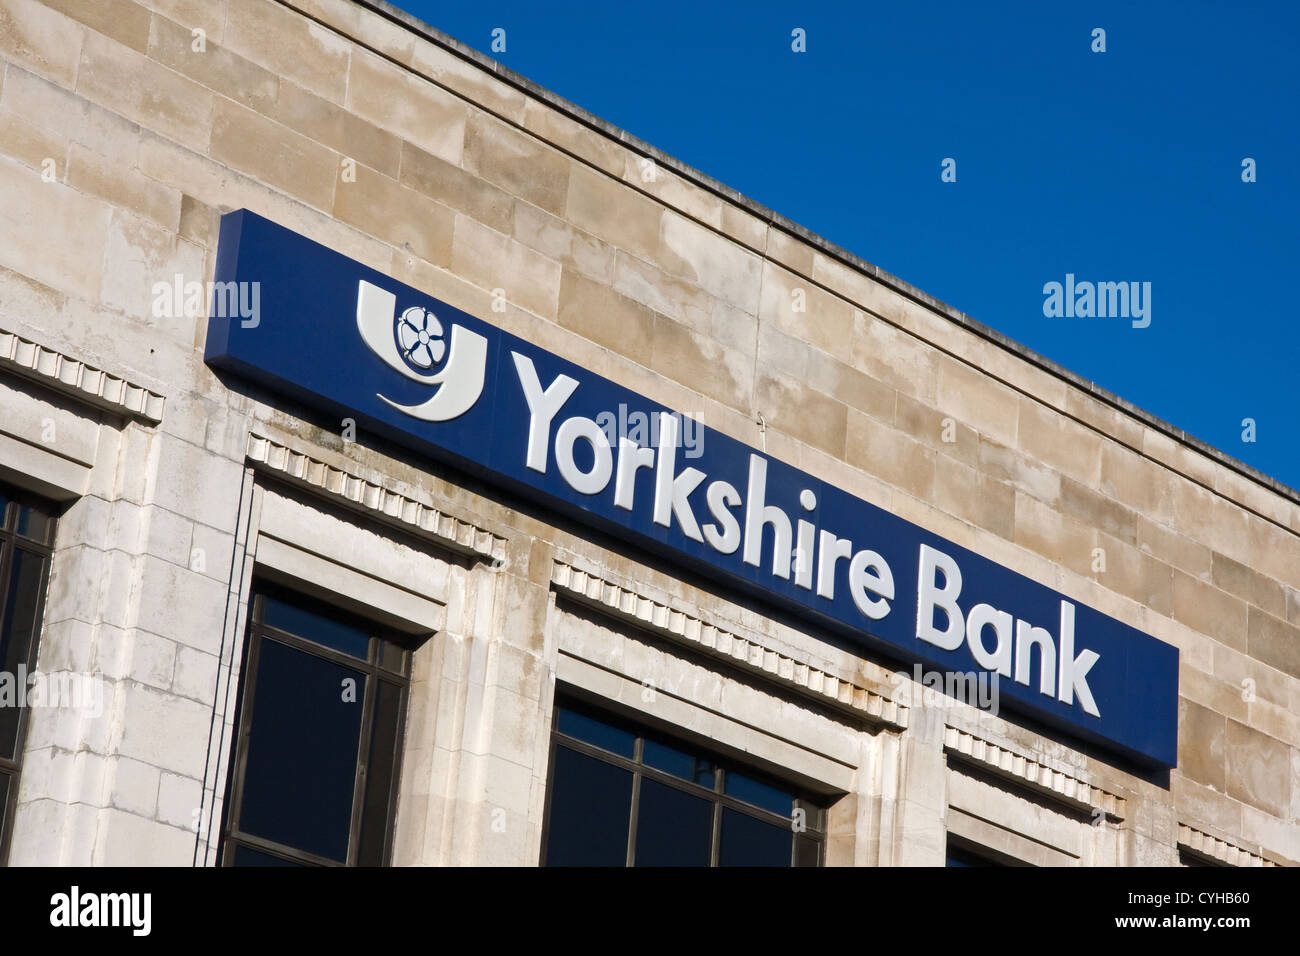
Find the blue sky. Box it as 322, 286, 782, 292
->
393, 0, 1299, 490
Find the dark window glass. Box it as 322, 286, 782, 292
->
719, 807, 792, 866
0, 484, 56, 866
544, 746, 633, 866
236, 639, 367, 863
378, 641, 408, 674
799, 802, 826, 832
262, 594, 371, 660
543, 698, 827, 868
357, 679, 403, 866
232, 844, 303, 867
0, 550, 48, 760
0, 771, 10, 843
794, 833, 822, 867
634, 777, 712, 866
725, 770, 795, 817
643, 739, 715, 788
13, 505, 52, 545
946, 845, 998, 867
221, 587, 412, 867
554, 705, 636, 758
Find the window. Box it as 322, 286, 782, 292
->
542, 697, 826, 866
0, 483, 57, 865
945, 841, 1004, 867
219, 585, 412, 866
1179, 847, 1226, 867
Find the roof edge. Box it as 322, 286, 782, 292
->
352, 0, 1300, 510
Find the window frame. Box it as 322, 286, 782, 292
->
541, 695, 827, 867
945, 835, 1016, 867
218, 582, 413, 867
0, 484, 58, 866
1178, 846, 1228, 868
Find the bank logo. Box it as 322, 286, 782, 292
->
356, 280, 488, 421
397, 304, 446, 369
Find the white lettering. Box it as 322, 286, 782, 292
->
815, 530, 854, 599
1057, 601, 1101, 717
1015, 619, 1056, 696
741, 455, 792, 578
848, 549, 894, 619
652, 413, 706, 542
513, 353, 579, 473
613, 436, 655, 511
916, 544, 964, 649
702, 479, 742, 554
966, 603, 1013, 677
554, 416, 613, 495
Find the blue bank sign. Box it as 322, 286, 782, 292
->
206, 210, 1179, 768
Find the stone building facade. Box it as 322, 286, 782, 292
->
0, 0, 1295, 866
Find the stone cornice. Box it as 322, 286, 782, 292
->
246, 431, 507, 563
0, 328, 165, 424
943, 723, 1128, 821
550, 558, 908, 730
1177, 822, 1279, 867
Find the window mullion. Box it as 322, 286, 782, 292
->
222, 623, 266, 850
346, 659, 380, 867
0, 535, 13, 662
710, 799, 722, 867
626, 734, 643, 867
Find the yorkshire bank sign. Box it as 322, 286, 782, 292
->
206, 211, 1179, 768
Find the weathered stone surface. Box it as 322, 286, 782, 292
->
937, 356, 1020, 448
450, 214, 560, 321
759, 261, 855, 363
1225, 719, 1291, 817
347, 46, 465, 164
0, 153, 111, 301
1178, 699, 1226, 791
209, 97, 337, 211
846, 408, 936, 500
556, 267, 656, 359
0, 105, 67, 173
653, 314, 752, 413
463, 111, 570, 217
77, 29, 214, 150
224, 0, 350, 103
149, 13, 279, 114
333, 162, 455, 267
564, 163, 663, 264
1173, 569, 1250, 652
0, 0, 84, 88
68, 142, 180, 230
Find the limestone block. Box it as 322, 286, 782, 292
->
0, 0, 84, 88
224, 0, 350, 104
